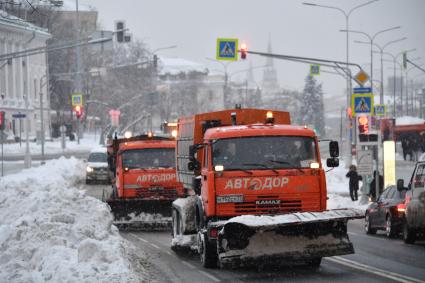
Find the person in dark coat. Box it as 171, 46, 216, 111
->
369, 170, 384, 202
346, 165, 362, 201
401, 138, 408, 161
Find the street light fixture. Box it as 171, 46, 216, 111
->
303, 0, 379, 166
355, 37, 406, 104
340, 26, 400, 86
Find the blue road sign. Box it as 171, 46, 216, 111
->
352, 93, 374, 116
353, 87, 372, 94
216, 38, 238, 61
12, 113, 26, 119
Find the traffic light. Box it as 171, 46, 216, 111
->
74, 105, 83, 119
116, 21, 124, 42
358, 116, 369, 134
403, 52, 407, 69
240, 43, 247, 59
358, 115, 378, 142
0, 111, 5, 131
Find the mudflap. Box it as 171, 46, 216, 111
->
106, 198, 173, 231
216, 209, 364, 269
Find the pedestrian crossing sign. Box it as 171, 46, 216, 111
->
351, 93, 374, 116
216, 38, 238, 61
71, 93, 83, 107
374, 104, 386, 116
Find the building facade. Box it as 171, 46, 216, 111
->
0, 11, 51, 141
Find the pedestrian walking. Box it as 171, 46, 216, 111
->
346, 165, 362, 201
402, 138, 408, 161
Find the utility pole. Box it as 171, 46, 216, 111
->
75, 0, 81, 144
40, 77, 46, 163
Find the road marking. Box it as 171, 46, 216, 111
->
150, 243, 161, 249
131, 234, 148, 243
181, 260, 196, 269
348, 231, 360, 236
198, 270, 221, 282
327, 256, 425, 283
166, 251, 173, 256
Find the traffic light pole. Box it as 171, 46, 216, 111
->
1, 129, 3, 177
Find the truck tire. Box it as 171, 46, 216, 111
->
385, 214, 396, 238
403, 220, 416, 244
365, 213, 377, 235
198, 232, 217, 268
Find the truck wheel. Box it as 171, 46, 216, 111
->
403, 221, 416, 244
385, 214, 396, 238
198, 232, 217, 268
365, 213, 377, 235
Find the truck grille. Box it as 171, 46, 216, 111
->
234, 199, 302, 214
135, 188, 178, 199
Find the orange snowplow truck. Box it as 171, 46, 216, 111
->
106, 134, 184, 230
171, 108, 363, 268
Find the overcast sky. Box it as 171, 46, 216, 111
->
81, 0, 425, 101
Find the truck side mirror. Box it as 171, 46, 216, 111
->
326, 157, 339, 167
397, 179, 405, 191
187, 160, 201, 171
329, 141, 339, 158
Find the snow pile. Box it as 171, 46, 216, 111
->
396, 116, 425, 126
0, 157, 143, 282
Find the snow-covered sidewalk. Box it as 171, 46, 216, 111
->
2, 134, 100, 156
0, 157, 148, 282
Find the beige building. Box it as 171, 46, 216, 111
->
0, 11, 51, 141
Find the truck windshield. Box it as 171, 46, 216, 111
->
122, 148, 175, 169
212, 136, 317, 170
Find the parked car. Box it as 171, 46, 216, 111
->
365, 184, 407, 238
86, 147, 110, 184
402, 161, 425, 244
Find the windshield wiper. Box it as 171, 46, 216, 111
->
241, 163, 279, 175
268, 160, 304, 173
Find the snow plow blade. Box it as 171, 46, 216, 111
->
216, 209, 364, 268
106, 198, 172, 231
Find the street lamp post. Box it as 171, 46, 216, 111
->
206, 58, 238, 109
340, 26, 401, 88
406, 63, 423, 115
355, 37, 406, 104
303, 0, 379, 167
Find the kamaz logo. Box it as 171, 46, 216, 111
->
255, 200, 281, 205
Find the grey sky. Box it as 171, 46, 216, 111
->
82, 0, 425, 101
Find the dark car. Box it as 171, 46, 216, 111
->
365, 185, 407, 238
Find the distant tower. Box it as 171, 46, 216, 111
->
261, 35, 280, 108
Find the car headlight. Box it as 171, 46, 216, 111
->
86, 166, 94, 173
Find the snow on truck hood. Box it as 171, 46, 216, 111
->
0, 157, 143, 282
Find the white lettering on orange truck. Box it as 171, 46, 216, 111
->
136, 173, 176, 183
224, 177, 289, 190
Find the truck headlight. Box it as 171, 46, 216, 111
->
216, 195, 244, 203
86, 166, 94, 173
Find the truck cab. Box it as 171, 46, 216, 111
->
199, 124, 326, 220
